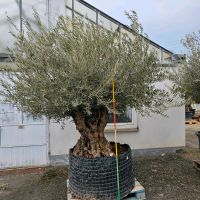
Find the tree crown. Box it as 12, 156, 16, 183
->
172, 31, 200, 104
1, 11, 170, 121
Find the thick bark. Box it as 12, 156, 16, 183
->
72, 106, 111, 158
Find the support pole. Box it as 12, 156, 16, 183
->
112, 79, 121, 200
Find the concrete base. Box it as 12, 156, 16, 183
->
133, 146, 183, 157
67, 179, 145, 200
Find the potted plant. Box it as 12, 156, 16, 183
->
172, 30, 200, 154
0, 11, 170, 199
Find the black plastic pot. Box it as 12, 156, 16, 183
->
191, 109, 196, 117
69, 144, 135, 200
195, 131, 200, 152
185, 111, 193, 120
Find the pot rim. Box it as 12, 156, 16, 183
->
69, 143, 131, 161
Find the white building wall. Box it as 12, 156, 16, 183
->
114, 107, 185, 150
50, 120, 78, 155
50, 106, 185, 155
0, 0, 48, 53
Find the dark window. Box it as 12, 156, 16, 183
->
108, 107, 132, 123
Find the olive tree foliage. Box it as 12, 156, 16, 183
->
1, 11, 169, 119
0, 11, 171, 157
172, 30, 200, 104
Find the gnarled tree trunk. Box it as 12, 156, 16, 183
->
72, 105, 111, 158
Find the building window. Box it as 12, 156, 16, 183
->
66, 8, 73, 18
74, 0, 96, 22
108, 107, 132, 123
106, 108, 138, 132
98, 14, 118, 32
0, 53, 14, 63
0, 102, 45, 125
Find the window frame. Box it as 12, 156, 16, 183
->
105, 109, 138, 132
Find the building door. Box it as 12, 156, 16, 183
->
0, 103, 49, 169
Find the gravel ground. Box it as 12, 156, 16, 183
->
0, 124, 200, 200
134, 154, 200, 200
0, 166, 68, 200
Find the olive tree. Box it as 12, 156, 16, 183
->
172, 30, 200, 104
1, 12, 170, 158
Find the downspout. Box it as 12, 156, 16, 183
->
47, 118, 51, 157
46, 0, 50, 28
46, 0, 51, 156
19, 0, 23, 32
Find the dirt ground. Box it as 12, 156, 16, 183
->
0, 166, 68, 200
0, 124, 200, 200
186, 123, 199, 149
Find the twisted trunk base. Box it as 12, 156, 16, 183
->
73, 134, 111, 158
71, 105, 111, 158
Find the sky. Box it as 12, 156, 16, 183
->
85, 0, 200, 54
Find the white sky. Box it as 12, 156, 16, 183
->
1, 0, 200, 54
85, 0, 200, 54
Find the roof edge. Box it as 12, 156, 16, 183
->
78, 0, 174, 55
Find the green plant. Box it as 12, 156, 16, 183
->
0, 11, 170, 158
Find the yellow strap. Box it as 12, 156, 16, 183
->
112, 79, 121, 200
